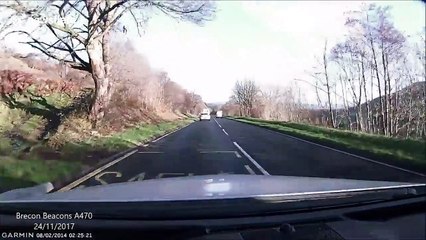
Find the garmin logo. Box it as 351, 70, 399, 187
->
2, 232, 34, 238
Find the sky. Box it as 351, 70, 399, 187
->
1, 1, 424, 104
129, 0, 425, 103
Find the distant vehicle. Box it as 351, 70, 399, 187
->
216, 110, 223, 118
200, 112, 211, 121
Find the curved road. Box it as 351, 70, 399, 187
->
60, 118, 426, 191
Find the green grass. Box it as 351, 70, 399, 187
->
18, 116, 44, 139
230, 117, 426, 168
84, 119, 192, 151
58, 119, 193, 162
0, 156, 82, 192
0, 137, 14, 155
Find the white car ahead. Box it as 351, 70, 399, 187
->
199, 113, 211, 121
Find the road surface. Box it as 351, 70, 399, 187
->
60, 118, 426, 191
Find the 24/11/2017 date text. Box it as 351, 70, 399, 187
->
34, 223, 75, 231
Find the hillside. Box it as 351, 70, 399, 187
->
284, 81, 425, 138
0, 44, 204, 192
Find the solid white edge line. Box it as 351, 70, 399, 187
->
222, 129, 229, 136
60, 122, 194, 191
244, 165, 256, 175
214, 118, 222, 128
233, 141, 270, 175
5, 183, 425, 203
58, 149, 138, 192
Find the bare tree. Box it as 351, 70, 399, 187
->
307, 41, 336, 127
345, 4, 408, 136
232, 79, 259, 117
258, 83, 304, 122
1, 0, 215, 127
184, 92, 203, 115
331, 37, 367, 131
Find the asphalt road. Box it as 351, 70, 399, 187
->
60, 118, 426, 191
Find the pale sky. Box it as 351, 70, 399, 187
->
1, 1, 425, 104
129, 1, 425, 103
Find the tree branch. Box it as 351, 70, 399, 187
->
45, 24, 89, 68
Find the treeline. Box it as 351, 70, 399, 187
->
224, 4, 425, 139
107, 38, 206, 124
0, 1, 215, 127
0, 38, 205, 130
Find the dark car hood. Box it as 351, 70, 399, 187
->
1, 175, 424, 202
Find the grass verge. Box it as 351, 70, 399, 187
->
229, 116, 426, 171
0, 156, 82, 193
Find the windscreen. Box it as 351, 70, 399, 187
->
0, 0, 425, 208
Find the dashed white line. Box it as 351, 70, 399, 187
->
233, 142, 270, 175
58, 149, 138, 192
244, 165, 256, 175
222, 129, 229, 136
257, 127, 426, 177
214, 118, 222, 128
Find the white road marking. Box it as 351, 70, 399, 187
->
234, 151, 242, 158
214, 118, 222, 128
244, 165, 256, 175
222, 129, 229, 136
233, 142, 270, 175
58, 149, 138, 192
94, 171, 122, 185
58, 123, 192, 191
258, 127, 426, 177
127, 172, 146, 182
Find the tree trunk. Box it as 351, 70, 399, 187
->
85, 0, 113, 128
340, 75, 352, 130
381, 46, 389, 136
323, 41, 335, 128
357, 69, 364, 132
87, 35, 112, 127
361, 58, 370, 133
384, 53, 392, 136
370, 38, 386, 134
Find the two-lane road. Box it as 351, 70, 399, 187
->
60, 118, 426, 191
